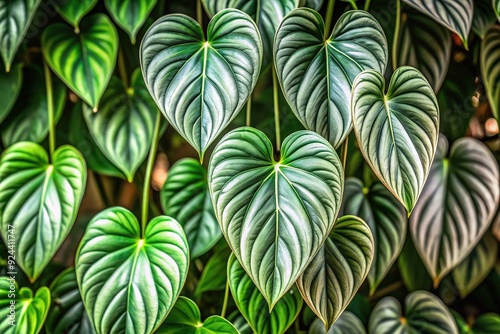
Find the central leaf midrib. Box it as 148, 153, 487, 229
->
35, 164, 55, 274
126, 241, 150, 331
78, 30, 95, 105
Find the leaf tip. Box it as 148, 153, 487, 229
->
433, 278, 441, 289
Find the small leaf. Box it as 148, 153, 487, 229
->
453, 311, 500, 334
209, 127, 343, 308
0, 62, 22, 124
297, 215, 374, 330
56, 0, 98, 28
472, 0, 497, 39
195, 246, 231, 296
481, 26, 500, 121
351, 67, 440, 213
309, 312, 366, 334
161, 158, 221, 259
228, 254, 303, 334
0, 143, 87, 281
75, 207, 189, 334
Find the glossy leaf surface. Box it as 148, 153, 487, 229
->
195, 246, 231, 296
104, 0, 157, 43
309, 312, 366, 334
481, 26, 500, 120
454, 312, 500, 334
57, 0, 98, 27
0, 63, 22, 124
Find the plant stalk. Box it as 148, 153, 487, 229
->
392, 0, 401, 71
118, 48, 129, 88
246, 97, 252, 127
94, 172, 111, 207
341, 138, 349, 171
221, 278, 230, 318
368, 281, 404, 301
272, 68, 281, 152
196, 0, 203, 26
349, 0, 358, 9
364, 0, 372, 11
43, 60, 56, 161
324, 0, 336, 39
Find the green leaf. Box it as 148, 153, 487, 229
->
0, 143, 87, 281
202, 0, 298, 67
161, 158, 221, 259
302, 0, 325, 11
274, 9, 388, 148
45, 267, 95, 334
0, 62, 22, 124
494, 210, 500, 241
228, 254, 303, 334
42, 14, 118, 110
0, 277, 50, 334
496, 0, 500, 22
398, 235, 433, 292
481, 26, 500, 121
452, 231, 498, 298
195, 246, 231, 296
104, 0, 157, 44
297, 216, 373, 330
1, 65, 66, 147
56, 0, 98, 28
209, 127, 343, 308
453, 311, 500, 334
141, 9, 262, 161
83, 69, 157, 182
309, 312, 366, 334
157, 296, 238, 334
0, 0, 41, 71
410, 136, 500, 286
341, 178, 406, 295
351, 66, 439, 213
397, 12, 451, 92
369, 291, 458, 333
227, 312, 252, 334
402, 0, 473, 49
75, 207, 189, 334
473, 0, 497, 39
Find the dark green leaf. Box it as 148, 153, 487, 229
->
398, 235, 433, 292
0, 63, 22, 124
496, 0, 500, 22
195, 246, 231, 296
302, 0, 324, 10
481, 26, 500, 121
453, 311, 500, 333
309, 312, 366, 334
472, 0, 497, 39
56, 0, 98, 28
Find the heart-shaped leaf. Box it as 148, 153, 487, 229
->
309, 312, 366, 334
228, 254, 303, 334
45, 267, 95, 334
454, 312, 500, 334
341, 178, 406, 295
0, 143, 86, 281
351, 66, 440, 213
481, 26, 500, 121
209, 127, 343, 308
473, 0, 497, 39
141, 9, 262, 161
202, 0, 298, 67
104, 0, 157, 44
0, 0, 41, 71
42, 14, 118, 110
369, 291, 458, 333
0, 277, 50, 334
157, 296, 238, 333
195, 246, 231, 296
410, 136, 500, 286
83, 69, 158, 182
274, 9, 388, 148
402, 0, 473, 49
297, 215, 373, 330
56, 0, 98, 28
75, 207, 189, 334
0, 62, 22, 124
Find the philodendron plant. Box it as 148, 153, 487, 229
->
1, 0, 500, 333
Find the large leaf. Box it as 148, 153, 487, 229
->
454, 312, 500, 334
56, 0, 98, 28
45, 267, 95, 334
141, 9, 262, 161
202, 0, 298, 67
410, 136, 500, 286
473, 0, 497, 39
42, 14, 118, 110
228, 254, 303, 334
75, 207, 189, 334
481, 26, 500, 120
160, 158, 221, 259
297, 216, 373, 330
402, 0, 473, 48
157, 296, 238, 333
274, 9, 388, 148
369, 291, 458, 333
341, 178, 406, 295
104, 0, 157, 44
83, 69, 157, 182
195, 246, 231, 296
1, 65, 66, 147
0, 143, 86, 281
309, 312, 366, 334
209, 127, 343, 308
0, 0, 41, 71
0, 277, 50, 334
351, 66, 439, 213
0, 62, 22, 124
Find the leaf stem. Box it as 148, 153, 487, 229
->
392, 0, 401, 71
118, 48, 129, 88
93, 172, 111, 207
246, 96, 252, 127
196, 0, 203, 26
341, 138, 349, 171
324, 0, 336, 39
141, 111, 162, 237
43, 60, 56, 161
221, 278, 230, 318
349, 0, 358, 9
272, 68, 281, 152
364, 0, 371, 11
368, 281, 404, 301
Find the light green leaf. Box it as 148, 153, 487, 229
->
402, 0, 473, 49
104, 0, 157, 44
481, 26, 500, 121
56, 0, 98, 28
157, 296, 238, 334
209, 127, 343, 308
0, 143, 86, 281
410, 136, 500, 286
496, 0, 500, 22
369, 291, 458, 334
309, 312, 366, 334
0, 0, 41, 71
45, 267, 95, 334
1, 65, 66, 147
351, 66, 439, 213
398, 235, 433, 292
473, 0, 497, 39
75, 207, 189, 334
195, 246, 231, 296
274, 9, 388, 148
42, 14, 118, 110
83, 69, 157, 182
341, 178, 406, 295
297, 216, 373, 330
228, 254, 303, 334
454, 312, 500, 334
141, 9, 262, 161
0, 62, 22, 124
160, 158, 221, 259
0, 277, 50, 334
227, 312, 252, 334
